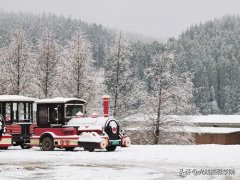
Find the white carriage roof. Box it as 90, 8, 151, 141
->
0, 95, 36, 102
36, 97, 87, 104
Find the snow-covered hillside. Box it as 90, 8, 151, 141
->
0, 145, 239, 180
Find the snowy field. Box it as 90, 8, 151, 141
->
0, 145, 239, 180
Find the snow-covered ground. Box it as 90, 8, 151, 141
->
0, 145, 239, 180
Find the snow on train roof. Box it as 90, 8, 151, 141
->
0, 95, 36, 102
36, 97, 87, 104
67, 117, 108, 127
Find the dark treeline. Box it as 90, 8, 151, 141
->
0, 11, 114, 69
129, 15, 240, 115
172, 15, 240, 114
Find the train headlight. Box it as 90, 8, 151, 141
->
109, 121, 117, 134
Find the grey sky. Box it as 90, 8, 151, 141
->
1, 0, 240, 39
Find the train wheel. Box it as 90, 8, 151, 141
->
65, 147, 75, 151
20, 143, 31, 149
41, 137, 55, 151
106, 146, 117, 152
84, 147, 95, 152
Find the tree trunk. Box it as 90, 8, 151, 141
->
113, 31, 122, 117
155, 63, 163, 144
155, 83, 162, 144
44, 46, 50, 98
76, 37, 80, 98
17, 43, 20, 95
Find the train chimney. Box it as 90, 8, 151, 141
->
103, 95, 110, 117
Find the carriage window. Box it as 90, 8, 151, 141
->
65, 104, 83, 118
26, 103, 29, 119
18, 103, 25, 120
18, 103, 32, 122
0, 103, 2, 115
33, 103, 37, 123
5, 103, 11, 122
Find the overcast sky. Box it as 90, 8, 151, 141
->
1, 0, 240, 39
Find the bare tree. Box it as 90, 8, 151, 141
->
58, 31, 95, 102
36, 28, 59, 98
145, 52, 197, 144
105, 32, 144, 118
1, 29, 32, 95
113, 31, 123, 117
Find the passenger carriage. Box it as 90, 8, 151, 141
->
0, 95, 36, 149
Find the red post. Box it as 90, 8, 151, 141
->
103, 95, 110, 117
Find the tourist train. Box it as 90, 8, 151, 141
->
0, 95, 130, 151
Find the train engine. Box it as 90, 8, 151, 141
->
66, 95, 131, 152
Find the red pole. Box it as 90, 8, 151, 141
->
103, 95, 110, 117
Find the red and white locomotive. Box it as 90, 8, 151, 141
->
0, 95, 130, 151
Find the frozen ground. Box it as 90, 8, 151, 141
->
0, 145, 239, 180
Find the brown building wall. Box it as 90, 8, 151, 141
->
226, 133, 240, 144
195, 132, 240, 145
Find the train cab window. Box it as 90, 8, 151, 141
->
38, 106, 49, 126
65, 104, 83, 118
38, 105, 63, 126
49, 106, 63, 124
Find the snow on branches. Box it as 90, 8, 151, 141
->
104, 32, 146, 118
58, 31, 96, 105
35, 28, 60, 98
0, 29, 32, 95
144, 51, 197, 144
